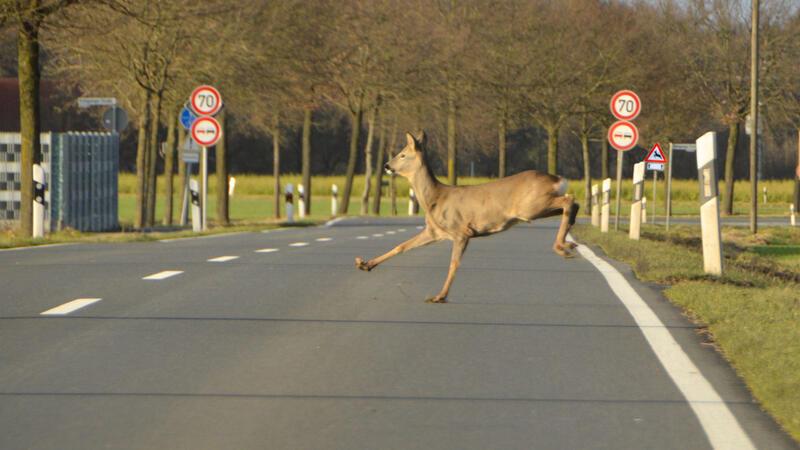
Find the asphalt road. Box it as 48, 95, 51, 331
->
0, 217, 795, 450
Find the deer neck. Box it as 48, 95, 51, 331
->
408, 162, 441, 211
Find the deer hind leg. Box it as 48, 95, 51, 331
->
553, 195, 580, 257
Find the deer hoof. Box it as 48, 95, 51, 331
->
553, 246, 575, 258
425, 296, 448, 304
355, 257, 373, 272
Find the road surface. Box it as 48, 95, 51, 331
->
0, 217, 795, 449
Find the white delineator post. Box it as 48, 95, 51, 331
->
32, 164, 45, 238
763, 186, 767, 204
591, 184, 600, 227
408, 188, 418, 216
285, 183, 295, 223
790, 204, 796, 227
601, 178, 611, 233
629, 162, 645, 240
331, 184, 339, 216
696, 131, 723, 275
641, 196, 647, 223
297, 184, 306, 219
228, 176, 236, 197
189, 179, 201, 232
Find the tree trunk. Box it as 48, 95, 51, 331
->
447, 89, 457, 185
145, 91, 162, 227
135, 90, 151, 229
387, 123, 398, 216
546, 124, 559, 175
795, 128, 800, 212
498, 117, 507, 178
272, 114, 281, 219
360, 107, 377, 215
581, 132, 591, 215
163, 107, 177, 226
372, 117, 387, 215
216, 110, 229, 225
340, 107, 362, 215
301, 107, 312, 216
17, 17, 41, 237
722, 121, 739, 216
601, 131, 609, 180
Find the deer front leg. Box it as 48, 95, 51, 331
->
426, 237, 469, 304
355, 230, 435, 272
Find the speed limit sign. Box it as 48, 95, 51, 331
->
610, 90, 641, 121
190, 85, 222, 116
191, 116, 222, 147
608, 120, 639, 151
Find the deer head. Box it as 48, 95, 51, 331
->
385, 131, 426, 178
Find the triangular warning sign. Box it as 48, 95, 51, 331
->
645, 143, 667, 163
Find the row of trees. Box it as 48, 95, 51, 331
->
2, 0, 800, 235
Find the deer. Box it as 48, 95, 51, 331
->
355, 131, 580, 304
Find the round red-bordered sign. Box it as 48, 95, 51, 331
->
191, 116, 222, 147
610, 90, 641, 121
608, 120, 639, 152
190, 85, 222, 116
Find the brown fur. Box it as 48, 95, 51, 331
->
355, 132, 579, 303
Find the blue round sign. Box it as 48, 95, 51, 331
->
180, 105, 197, 130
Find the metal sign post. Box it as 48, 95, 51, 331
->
696, 132, 723, 275
201, 146, 208, 231
666, 143, 673, 231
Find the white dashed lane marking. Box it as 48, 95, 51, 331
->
289, 242, 309, 247
386, 231, 396, 235
372, 233, 384, 237
416, 226, 424, 229
398, 228, 406, 232
41, 298, 102, 316
207, 256, 239, 262
142, 270, 184, 280
315, 237, 333, 242
356, 236, 369, 240
255, 248, 279, 253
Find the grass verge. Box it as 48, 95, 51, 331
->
571, 224, 800, 442
0, 219, 322, 249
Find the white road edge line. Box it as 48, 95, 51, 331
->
159, 232, 252, 243
324, 217, 346, 227
142, 270, 184, 280
573, 237, 755, 450
41, 298, 102, 316
315, 237, 333, 242
255, 248, 279, 253
289, 242, 309, 247
207, 256, 239, 262
0, 243, 76, 252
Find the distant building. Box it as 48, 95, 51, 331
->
0, 77, 88, 132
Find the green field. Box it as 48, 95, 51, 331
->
118, 173, 798, 226
572, 224, 800, 441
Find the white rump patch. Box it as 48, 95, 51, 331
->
555, 178, 569, 196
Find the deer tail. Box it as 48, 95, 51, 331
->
554, 177, 568, 196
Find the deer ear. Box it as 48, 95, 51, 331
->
414, 130, 426, 149
405, 132, 416, 148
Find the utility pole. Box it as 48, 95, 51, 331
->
749, 0, 759, 234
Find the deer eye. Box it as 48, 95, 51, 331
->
400, 154, 405, 158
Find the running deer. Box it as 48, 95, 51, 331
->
355, 131, 579, 303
